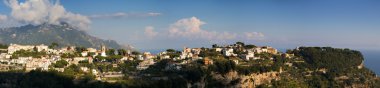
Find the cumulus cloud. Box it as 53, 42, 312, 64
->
89, 12, 162, 19
135, 17, 265, 43
144, 26, 158, 38
4, 0, 91, 30
244, 32, 265, 40
169, 17, 238, 40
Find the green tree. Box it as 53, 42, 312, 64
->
87, 52, 95, 57
53, 60, 69, 68
0, 44, 8, 49
33, 46, 38, 52
166, 49, 176, 53
132, 51, 141, 55
49, 42, 59, 49
107, 49, 115, 55
244, 44, 256, 49
117, 49, 127, 56
75, 47, 86, 53
236, 42, 245, 46
212, 44, 218, 48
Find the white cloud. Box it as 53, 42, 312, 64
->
0, 14, 7, 22
169, 17, 238, 40
244, 32, 265, 40
89, 12, 162, 19
4, 0, 91, 30
147, 12, 161, 16
135, 17, 265, 43
144, 26, 158, 38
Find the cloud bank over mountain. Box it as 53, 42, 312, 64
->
4, 0, 91, 30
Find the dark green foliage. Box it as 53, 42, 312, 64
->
0, 70, 74, 88
307, 75, 329, 88
19, 70, 75, 88
0, 70, 126, 88
294, 47, 364, 69
117, 49, 127, 56
166, 50, 181, 58
209, 59, 236, 74
142, 59, 171, 74
119, 60, 140, 72
271, 78, 308, 88
0, 47, 6, 53
236, 42, 245, 46
62, 64, 81, 76
106, 49, 115, 56
131, 51, 140, 55
166, 49, 176, 53
198, 49, 220, 57
53, 60, 69, 68
61, 53, 76, 58
11, 49, 47, 58
87, 52, 96, 56
0, 44, 8, 49
212, 44, 219, 48
236, 65, 277, 75
75, 46, 86, 53
48, 42, 59, 49
244, 44, 256, 49
182, 65, 207, 83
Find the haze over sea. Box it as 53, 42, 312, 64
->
361, 50, 380, 76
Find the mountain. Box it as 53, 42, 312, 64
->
0, 23, 123, 49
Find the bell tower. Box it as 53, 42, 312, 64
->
101, 45, 106, 52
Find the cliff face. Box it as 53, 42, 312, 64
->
198, 71, 280, 88
188, 47, 380, 88
201, 69, 378, 88
235, 71, 280, 88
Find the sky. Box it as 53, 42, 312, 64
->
0, 0, 379, 51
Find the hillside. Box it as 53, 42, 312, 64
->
0, 23, 122, 49
0, 46, 378, 88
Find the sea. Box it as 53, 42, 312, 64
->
361, 50, 380, 75
142, 49, 380, 75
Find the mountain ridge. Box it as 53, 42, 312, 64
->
0, 23, 125, 49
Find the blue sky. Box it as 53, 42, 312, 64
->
0, 0, 379, 50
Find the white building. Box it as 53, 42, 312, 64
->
254, 46, 278, 54
180, 52, 193, 59
137, 55, 143, 60
100, 45, 107, 57
241, 52, 255, 61
25, 58, 52, 71
191, 48, 202, 55
143, 52, 155, 60
223, 48, 236, 57
81, 67, 89, 72
214, 48, 223, 52
81, 51, 88, 57
87, 48, 97, 53
8, 44, 34, 54
161, 55, 170, 59
136, 59, 155, 70
7, 44, 49, 54
11, 57, 32, 64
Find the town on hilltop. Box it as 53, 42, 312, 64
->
0, 42, 287, 80
0, 42, 378, 87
